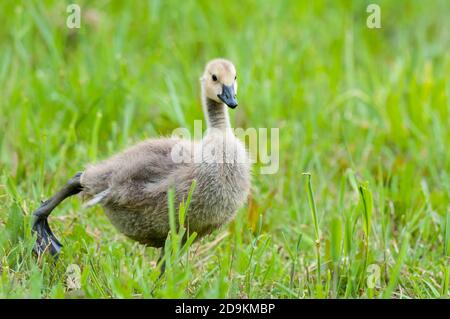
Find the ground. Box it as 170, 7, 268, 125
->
0, 0, 449, 298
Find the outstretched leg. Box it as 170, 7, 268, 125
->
32, 172, 83, 256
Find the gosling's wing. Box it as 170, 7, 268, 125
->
81, 137, 193, 206
108, 137, 193, 186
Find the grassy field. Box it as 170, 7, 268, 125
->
0, 0, 449, 298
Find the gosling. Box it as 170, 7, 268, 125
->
31, 59, 251, 261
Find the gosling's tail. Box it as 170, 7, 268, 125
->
82, 189, 110, 208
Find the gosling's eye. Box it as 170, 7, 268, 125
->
212, 74, 217, 81
235, 75, 237, 80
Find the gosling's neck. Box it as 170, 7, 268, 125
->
203, 97, 231, 132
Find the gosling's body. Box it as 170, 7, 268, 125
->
31, 59, 251, 254
81, 130, 250, 247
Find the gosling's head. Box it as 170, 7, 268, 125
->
201, 58, 238, 109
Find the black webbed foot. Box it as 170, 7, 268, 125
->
31, 172, 83, 257
32, 215, 62, 256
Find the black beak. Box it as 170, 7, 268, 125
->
217, 85, 238, 109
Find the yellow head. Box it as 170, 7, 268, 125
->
201, 58, 238, 108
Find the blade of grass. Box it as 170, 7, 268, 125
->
303, 172, 322, 296
382, 235, 409, 298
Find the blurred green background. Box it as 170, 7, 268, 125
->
0, 0, 449, 298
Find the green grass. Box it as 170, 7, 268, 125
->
0, 0, 449, 298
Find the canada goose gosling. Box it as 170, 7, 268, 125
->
31, 59, 251, 266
